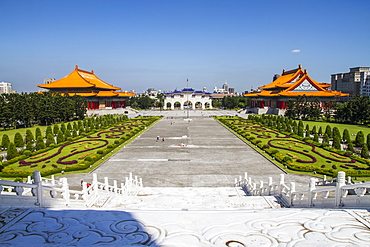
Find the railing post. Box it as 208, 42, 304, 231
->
27, 176, 32, 184
113, 180, 118, 194
244, 172, 248, 185
82, 182, 88, 202
335, 171, 346, 208
279, 174, 285, 194
93, 173, 98, 184
308, 178, 316, 207
268, 177, 272, 195
290, 182, 296, 206
121, 183, 125, 196
259, 180, 264, 195
61, 178, 70, 206
33, 171, 43, 207
51, 175, 55, 185
104, 177, 109, 192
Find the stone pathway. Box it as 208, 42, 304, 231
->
62, 112, 313, 190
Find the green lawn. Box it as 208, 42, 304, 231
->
301, 120, 370, 141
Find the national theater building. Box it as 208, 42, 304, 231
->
244, 65, 348, 115
38, 65, 134, 110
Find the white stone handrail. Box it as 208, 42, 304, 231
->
0, 171, 143, 208
0, 171, 44, 206
237, 171, 370, 208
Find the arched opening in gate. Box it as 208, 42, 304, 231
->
204, 102, 211, 109
183, 100, 193, 109
195, 101, 202, 109
166, 102, 171, 109
174, 101, 181, 109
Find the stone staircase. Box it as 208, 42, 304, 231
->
106, 187, 281, 210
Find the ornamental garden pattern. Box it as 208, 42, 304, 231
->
0, 116, 160, 178
216, 116, 370, 178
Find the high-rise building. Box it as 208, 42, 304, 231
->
331, 67, 370, 99
360, 70, 370, 96
0, 81, 12, 94
222, 82, 229, 93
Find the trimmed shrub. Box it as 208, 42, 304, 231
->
332, 136, 341, 150
14, 132, 24, 147
361, 144, 369, 159
56, 130, 65, 144
343, 129, 350, 143
6, 142, 19, 160
1, 134, 10, 149
355, 131, 365, 147
25, 130, 34, 143
23, 150, 32, 157
35, 136, 46, 151
45, 133, 55, 147
35, 127, 42, 140
46, 126, 53, 137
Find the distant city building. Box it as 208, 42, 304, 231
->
360, 70, 370, 96
0, 81, 12, 94
164, 88, 212, 110
229, 88, 235, 94
44, 78, 56, 84
222, 82, 229, 93
213, 86, 227, 93
244, 64, 348, 115
142, 88, 158, 99
331, 67, 370, 100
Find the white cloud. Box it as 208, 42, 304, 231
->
291, 49, 301, 53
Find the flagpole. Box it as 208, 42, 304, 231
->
186, 78, 189, 119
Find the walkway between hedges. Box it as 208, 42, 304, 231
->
63, 111, 312, 189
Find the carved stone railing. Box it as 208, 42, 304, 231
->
0, 171, 143, 208
236, 171, 370, 208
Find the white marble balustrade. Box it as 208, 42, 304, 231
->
236, 171, 370, 208
0, 171, 143, 208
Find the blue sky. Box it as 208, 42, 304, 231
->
1, 0, 369, 93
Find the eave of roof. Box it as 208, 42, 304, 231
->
37, 66, 121, 91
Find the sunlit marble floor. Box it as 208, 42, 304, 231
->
1, 207, 370, 246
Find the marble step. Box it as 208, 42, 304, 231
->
105, 187, 281, 210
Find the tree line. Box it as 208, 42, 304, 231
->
285, 95, 370, 125
0, 92, 87, 129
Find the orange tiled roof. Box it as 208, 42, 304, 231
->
67, 92, 97, 97
245, 65, 348, 98
38, 66, 121, 90
117, 92, 136, 97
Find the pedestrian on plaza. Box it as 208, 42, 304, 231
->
156, 136, 159, 142
162, 137, 165, 141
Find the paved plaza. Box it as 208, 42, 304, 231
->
64, 109, 311, 190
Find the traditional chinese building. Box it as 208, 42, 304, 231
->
244, 65, 348, 115
164, 88, 212, 110
37, 65, 135, 110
